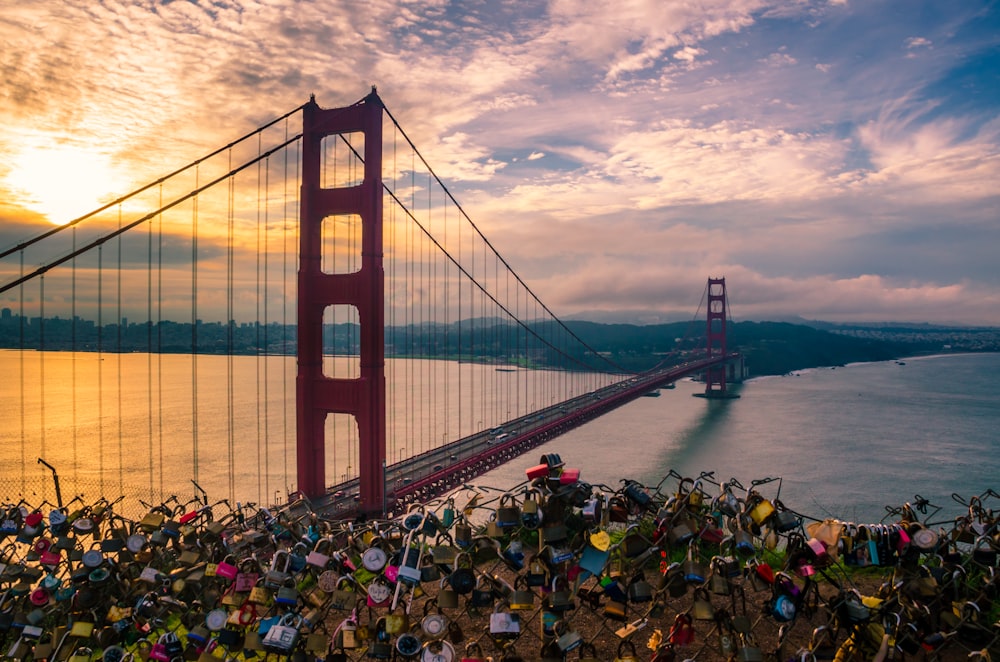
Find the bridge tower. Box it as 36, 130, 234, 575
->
703, 277, 735, 398
297, 90, 386, 513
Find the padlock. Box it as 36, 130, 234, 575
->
367, 618, 393, 660
366, 575, 393, 607
669, 612, 695, 646
275, 580, 298, 607
248, 578, 272, 605
520, 489, 543, 529
626, 572, 653, 603
431, 533, 458, 564
546, 574, 574, 612
262, 612, 302, 654
509, 576, 535, 611
715, 483, 742, 517
265, 549, 292, 589
709, 560, 731, 595
420, 600, 448, 639
581, 496, 603, 524
69, 647, 95, 662
540, 523, 568, 544
488, 602, 520, 638
501, 538, 524, 571
485, 514, 504, 538
361, 535, 391, 572
446, 552, 476, 595
441, 497, 456, 528
746, 491, 775, 526
233, 557, 260, 592
771, 499, 800, 533
682, 541, 706, 583
340, 617, 359, 649
453, 517, 473, 548
736, 632, 764, 662
396, 537, 424, 586
719, 620, 737, 657
733, 520, 756, 556
525, 555, 549, 587
496, 493, 520, 529
462, 641, 485, 661
554, 619, 583, 653
691, 587, 715, 620
437, 576, 460, 608
307, 536, 333, 568
614, 639, 640, 662
395, 630, 422, 658
420, 552, 441, 583
661, 562, 688, 598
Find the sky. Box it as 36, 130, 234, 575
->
1, 0, 998, 326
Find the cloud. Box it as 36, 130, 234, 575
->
1, 0, 998, 326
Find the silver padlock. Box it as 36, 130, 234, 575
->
262, 613, 302, 653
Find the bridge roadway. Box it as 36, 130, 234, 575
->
310, 353, 739, 518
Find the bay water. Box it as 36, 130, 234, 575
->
2, 350, 997, 526
477, 352, 1000, 525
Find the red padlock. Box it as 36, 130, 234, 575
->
669, 613, 695, 646
558, 468, 581, 485
525, 464, 550, 480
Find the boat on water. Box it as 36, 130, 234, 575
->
496, 368, 517, 372
642, 390, 660, 397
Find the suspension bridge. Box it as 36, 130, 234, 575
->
0, 89, 742, 518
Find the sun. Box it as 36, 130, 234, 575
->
6, 144, 126, 225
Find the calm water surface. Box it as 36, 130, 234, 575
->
478, 352, 1000, 524
2, 350, 997, 524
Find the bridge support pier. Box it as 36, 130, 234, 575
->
698, 277, 740, 399
296, 90, 387, 514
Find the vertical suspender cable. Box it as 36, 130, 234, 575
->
408, 149, 415, 461
227, 149, 236, 503
18, 253, 25, 491
388, 128, 397, 466
39, 276, 45, 465
443, 200, 448, 448
282, 121, 290, 484
157, 185, 164, 497
255, 137, 263, 503
98, 244, 104, 495
147, 203, 154, 498
73, 227, 79, 482
263, 155, 271, 493
191, 166, 200, 486
117, 203, 124, 493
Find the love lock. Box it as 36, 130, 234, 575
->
361, 536, 391, 573
262, 612, 303, 654
509, 576, 535, 611
265, 549, 292, 589
520, 488, 543, 529
554, 619, 583, 653
682, 541, 706, 583
488, 602, 520, 639
421, 600, 448, 639
431, 532, 457, 565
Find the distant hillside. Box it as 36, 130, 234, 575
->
3, 310, 994, 377
561, 319, 988, 377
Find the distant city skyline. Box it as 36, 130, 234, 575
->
1, 1, 998, 325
